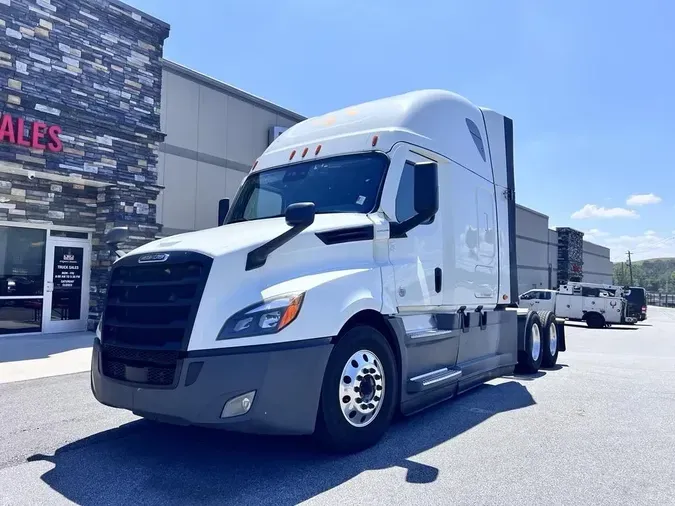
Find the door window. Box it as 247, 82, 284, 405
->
395, 161, 433, 224
50, 246, 84, 321
42, 238, 91, 333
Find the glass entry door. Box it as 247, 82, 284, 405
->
42, 236, 91, 334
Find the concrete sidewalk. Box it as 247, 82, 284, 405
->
0, 331, 95, 384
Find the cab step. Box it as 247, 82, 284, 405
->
407, 367, 462, 393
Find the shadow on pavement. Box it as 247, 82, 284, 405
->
0, 332, 95, 363
564, 322, 638, 331
508, 371, 547, 381
28, 381, 534, 506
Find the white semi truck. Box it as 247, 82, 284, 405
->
91, 90, 566, 453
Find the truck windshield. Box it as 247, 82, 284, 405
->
227, 153, 389, 224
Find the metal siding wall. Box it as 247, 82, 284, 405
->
515, 205, 552, 295
158, 69, 301, 234
583, 241, 613, 284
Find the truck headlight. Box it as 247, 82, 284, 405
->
217, 292, 305, 340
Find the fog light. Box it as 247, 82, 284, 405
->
221, 390, 256, 418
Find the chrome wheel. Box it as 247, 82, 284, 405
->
531, 322, 541, 361
549, 323, 557, 356
339, 349, 385, 428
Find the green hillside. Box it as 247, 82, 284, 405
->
613, 257, 675, 292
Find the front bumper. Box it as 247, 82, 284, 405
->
91, 337, 333, 435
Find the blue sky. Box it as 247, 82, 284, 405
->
127, 0, 674, 261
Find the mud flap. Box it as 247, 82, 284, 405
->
555, 319, 567, 352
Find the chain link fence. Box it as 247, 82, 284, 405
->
647, 293, 675, 307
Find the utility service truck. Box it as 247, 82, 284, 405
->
520, 282, 637, 328
92, 90, 566, 453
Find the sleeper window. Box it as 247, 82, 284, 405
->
466, 118, 486, 162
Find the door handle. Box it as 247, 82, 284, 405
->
434, 267, 442, 293
45, 281, 53, 293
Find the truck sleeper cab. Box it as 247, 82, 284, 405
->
91, 90, 566, 453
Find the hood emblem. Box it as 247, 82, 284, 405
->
138, 253, 169, 264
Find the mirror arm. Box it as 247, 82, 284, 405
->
245, 221, 312, 271
389, 210, 435, 239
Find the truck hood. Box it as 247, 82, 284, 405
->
127, 213, 376, 259
121, 213, 386, 352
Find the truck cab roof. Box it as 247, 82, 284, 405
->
254, 89, 510, 189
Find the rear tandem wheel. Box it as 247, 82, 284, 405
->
516, 311, 543, 374
537, 310, 559, 368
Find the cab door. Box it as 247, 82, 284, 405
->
382, 145, 443, 311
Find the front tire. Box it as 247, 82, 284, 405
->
517, 312, 543, 374
314, 325, 399, 453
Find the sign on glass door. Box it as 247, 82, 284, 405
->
51, 246, 83, 321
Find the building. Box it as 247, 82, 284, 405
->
515, 204, 613, 295
0, 0, 611, 337
156, 60, 303, 236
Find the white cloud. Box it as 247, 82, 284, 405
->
626, 193, 662, 206
571, 204, 638, 220
591, 231, 675, 262
583, 228, 610, 242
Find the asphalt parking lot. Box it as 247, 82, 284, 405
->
1, 308, 674, 506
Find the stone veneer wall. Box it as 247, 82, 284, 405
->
0, 0, 170, 329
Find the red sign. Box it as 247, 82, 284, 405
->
0, 113, 63, 152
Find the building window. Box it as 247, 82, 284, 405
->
466, 118, 486, 162
0, 226, 46, 335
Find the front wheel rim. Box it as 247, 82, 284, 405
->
339, 349, 385, 428
531, 323, 541, 361
549, 323, 557, 355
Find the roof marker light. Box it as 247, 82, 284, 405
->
372, 135, 379, 147
290, 150, 296, 160
315, 144, 322, 155
302, 147, 309, 158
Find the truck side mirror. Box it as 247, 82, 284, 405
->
414, 161, 439, 217
390, 161, 439, 237
104, 227, 130, 260
104, 227, 129, 248
218, 198, 230, 226
245, 202, 316, 271
285, 202, 315, 227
